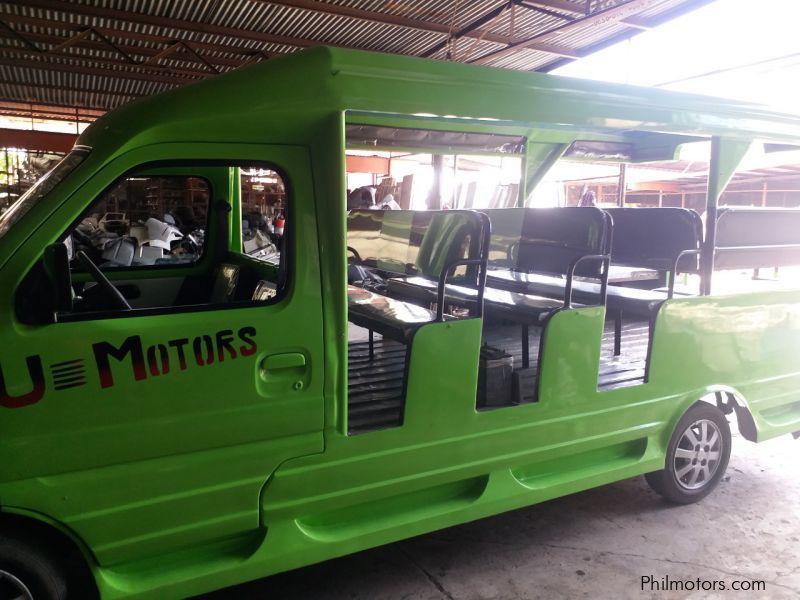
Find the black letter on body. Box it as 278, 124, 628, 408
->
93, 336, 147, 388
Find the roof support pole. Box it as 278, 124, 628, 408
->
616, 163, 627, 207
428, 154, 444, 209
700, 137, 751, 295
521, 142, 568, 206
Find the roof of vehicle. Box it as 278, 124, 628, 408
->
78, 45, 800, 159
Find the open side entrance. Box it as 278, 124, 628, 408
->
346, 209, 490, 434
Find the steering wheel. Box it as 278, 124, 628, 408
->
347, 245, 362, 263
75, 250, 132, 310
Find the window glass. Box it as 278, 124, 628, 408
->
68, 174, 210, 269
24, 161, 294, 323
240, 167, 286, 267
0, 147, 89, 242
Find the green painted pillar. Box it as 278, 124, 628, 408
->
520, 142, 569, 207
701, 137, 751, 295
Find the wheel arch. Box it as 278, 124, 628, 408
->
0, 507, 99, 599
694, 384, 758, 442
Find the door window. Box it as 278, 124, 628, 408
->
69, 173, 210, 270
18, 161, 292, 322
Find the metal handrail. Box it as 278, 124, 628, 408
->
564, 254, 610, 309
670, 248, 701, 298
435, 212, 491, 322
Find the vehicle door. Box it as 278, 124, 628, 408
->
0, 143, 325, 566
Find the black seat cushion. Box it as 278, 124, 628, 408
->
348, 285, 436, 342
487, 269, 673, 317
387, 276, 564, 325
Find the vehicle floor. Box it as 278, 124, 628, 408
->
347, 317, 650, 435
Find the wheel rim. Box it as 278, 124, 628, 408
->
673, 418, 723, 491
0, 569, 34, 600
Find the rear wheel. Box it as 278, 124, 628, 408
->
646, 402, 731, 504
0, 535, 68, 600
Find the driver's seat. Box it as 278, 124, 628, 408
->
209, 264, 240, 304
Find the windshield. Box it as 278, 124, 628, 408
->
0, 146, 90, 242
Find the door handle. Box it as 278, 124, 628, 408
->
260, 352, 307, 371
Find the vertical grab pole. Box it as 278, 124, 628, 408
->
700, 137, 752, 296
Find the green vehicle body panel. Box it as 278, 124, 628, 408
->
0, 47, 798, 598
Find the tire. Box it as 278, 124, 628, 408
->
645, 402, 732, 504
0, 534, 68, 600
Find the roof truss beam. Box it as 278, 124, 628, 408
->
0, 19, 242, 82
144, 40, 220, 73
0, 99, 105, 120
0, 55, 199, 86
0, 0, 711, 116
470, 0, 668, 65
48, 27, 137, 64
421, 1, 579, 60
259, 0, 515, 45
7, 0, 583, 64
0, 13, 281, 67
7, 0, 313, 50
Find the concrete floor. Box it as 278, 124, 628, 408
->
202, 431, 799, 600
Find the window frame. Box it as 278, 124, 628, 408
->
47, 158, 294, 322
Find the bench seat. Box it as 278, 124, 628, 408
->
387, 276, 566, 324
487, 269, 670, 318
347, 209, 490, 353
348, 285, 438, 342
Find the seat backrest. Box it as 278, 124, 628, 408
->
414, 211, 484, 279
210, 263, 240, 303
484, 207, 611, 278
43, 242, 74, 313
715, 208, 800, 269
347, 209, 486, 279
374, 211, 414, 273
347, 210, 385, 267
483, 207, 525, 268
252, 279, 277, 301
605, 207, 702, 272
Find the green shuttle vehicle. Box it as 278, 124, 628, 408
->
0, 47, 799, 599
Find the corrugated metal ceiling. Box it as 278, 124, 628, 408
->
0, 0, 711, 118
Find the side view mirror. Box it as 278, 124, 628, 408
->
43, 242, 73, 315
